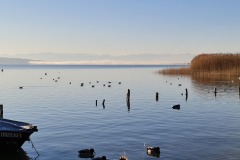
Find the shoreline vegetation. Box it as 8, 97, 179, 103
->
159, 53, 240, 78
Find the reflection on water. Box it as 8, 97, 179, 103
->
0, 148, 38, 160
191, 74, 240, 86
191, 74, 240, 97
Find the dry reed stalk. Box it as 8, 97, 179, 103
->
160, 53, 240, 77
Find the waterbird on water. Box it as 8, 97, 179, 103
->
78, 148, 95, 158
146, 146, 160, 158
172, 104, 180, 110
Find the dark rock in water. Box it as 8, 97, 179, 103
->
172, 104, 180, 110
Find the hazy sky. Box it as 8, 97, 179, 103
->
1, 0, 240, 59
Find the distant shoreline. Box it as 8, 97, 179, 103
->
0, 64, 189, 70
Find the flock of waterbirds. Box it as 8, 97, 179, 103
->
12, 71, 185, 110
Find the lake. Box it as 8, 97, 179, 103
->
0, 65, 239, 160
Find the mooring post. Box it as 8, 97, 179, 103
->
214, 88, 217, 96
185, 88, 188, 101
239, 86, 240, 95
126, 89, 131, 112
127, 89, 130, 101
156, 92, 159, 101
96, 100, 97, 106
102, 99, 105, 109
127, 100, 130, 112
0, 104, 3, 118
127, 89, 130, 97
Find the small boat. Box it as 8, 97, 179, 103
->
0, 118, 38, 152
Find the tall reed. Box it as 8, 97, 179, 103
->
159, 53, 240, 77
191, 53, 240, 75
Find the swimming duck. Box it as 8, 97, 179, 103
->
92, 156, 107, 160
78, 148, 95, 158
172, 104, 180, 110
147, 147, 160, 158
119, 155, 128, 160
147, 147, 160, 154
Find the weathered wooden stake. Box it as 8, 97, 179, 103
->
127, 100, 130, 112
96, 100, 98, 106
156, 92, 159, 101
127, 89, 130, 100
0, 104, 3, 118
126, 89, 130, 111
185, 88, 188, 101
214, 88, 217, 96
102, 99, 105, 109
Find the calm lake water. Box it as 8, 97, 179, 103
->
0, 65, 239, 160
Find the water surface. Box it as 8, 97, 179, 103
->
0, 65, 239, 160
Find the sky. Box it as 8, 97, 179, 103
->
0, 0, 240, 64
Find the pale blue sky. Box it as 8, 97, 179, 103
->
0, 0, 240, 59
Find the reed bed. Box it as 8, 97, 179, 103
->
159, 67, 191, 75
159, 53, 240, 78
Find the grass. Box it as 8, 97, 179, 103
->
159, 53, 240, 78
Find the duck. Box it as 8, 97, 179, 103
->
147, 147, 160, 158
19, 86, 23, 89
172, 104, 180, 110
78, 148, 95, 158
119, 155, 128, 160
147, 147, 160, 154
92, 156, 107, 160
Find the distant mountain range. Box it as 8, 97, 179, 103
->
0, 53, 195, 65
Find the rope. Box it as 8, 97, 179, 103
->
30, 138, 40, 156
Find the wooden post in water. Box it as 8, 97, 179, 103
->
156, 92, 159, 101
127, 89, 130, 102
102, 99, 105, 109
96, 100, 98, 106
214, 88, 217, 96
0, 104, 3, 118
185, 88, 188, 101
126, 89, 130, 111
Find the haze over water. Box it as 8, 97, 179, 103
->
0, 65, 239, 160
